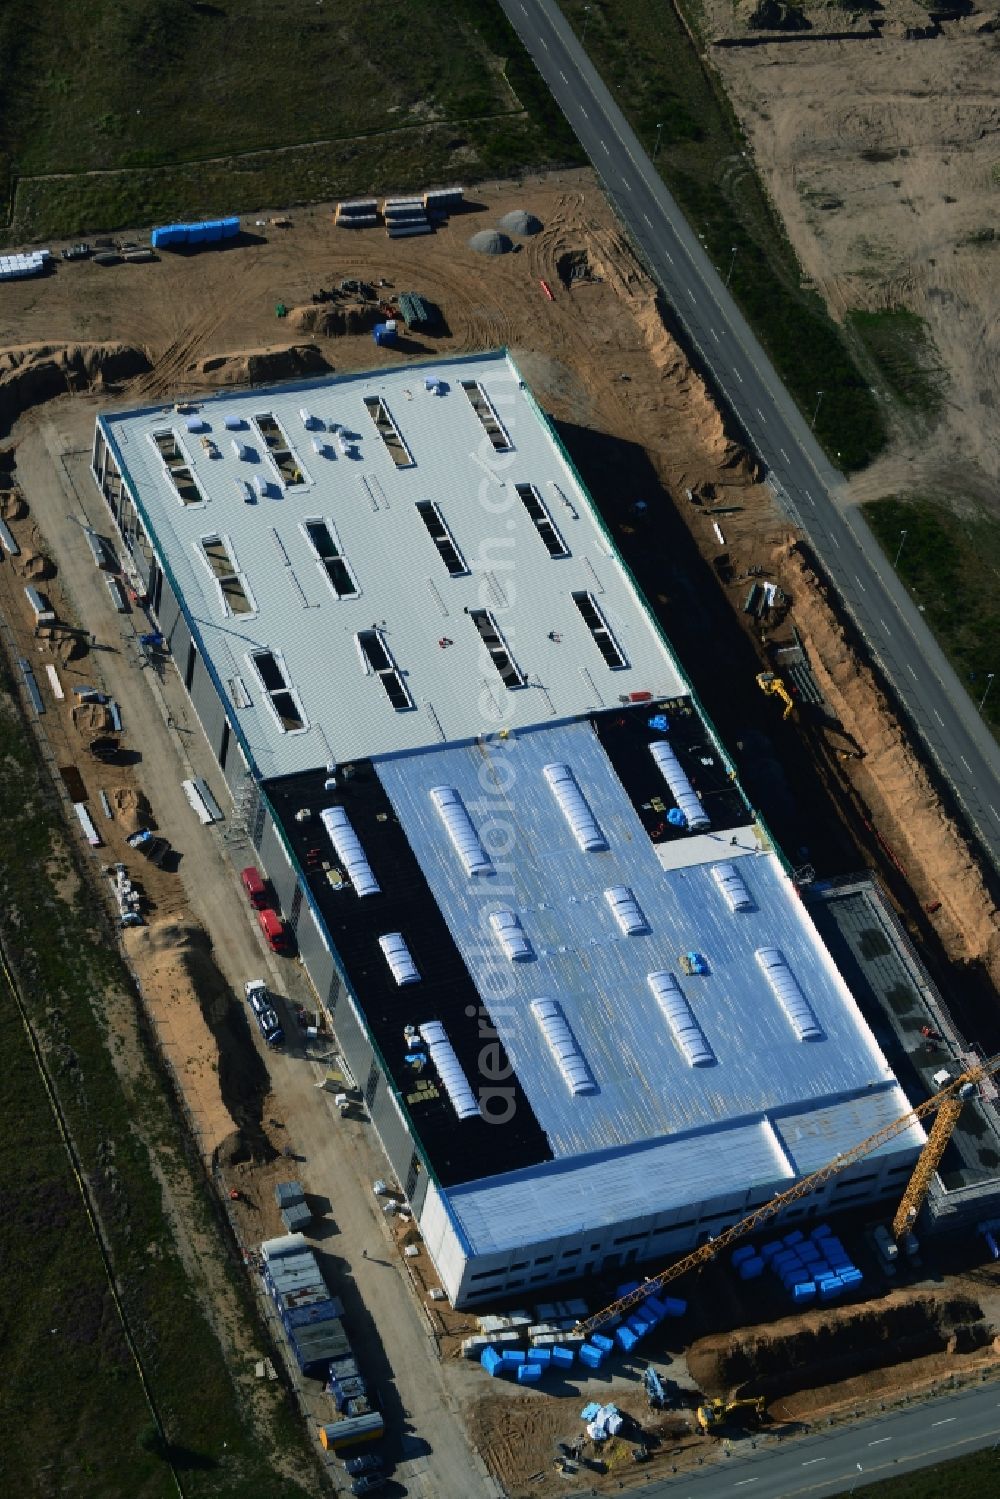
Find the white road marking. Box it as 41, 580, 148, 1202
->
756, 407, 766, 422
855, 576, 866, 593
643, 213, 652, 226
734, 370, 743, 383
805, 491, 816, 506
780, 448, 789, 461
932, 1417, 956, 1427
907, 664, 918, 678
934, 710, 945, 725
541, 35, 548, 48
560, 70, 568, 82
802, 1457, 826, 1466
601, 139, 610, 154
688, 289, 697, 302
580, 105, 587, 117
830, 533, 841, 548
711, 329, 720, 342
623, 179, 631, 190
960, 755, 972, 771
991, 806, 1000, 822
734, 1482, 758, 1488
869, 1437, 892, 1446
665, 251, 673, 264
881, 617, 891, 633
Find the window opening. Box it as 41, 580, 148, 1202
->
303, 519, 359, 599
362, 395, 414, 467
469, 608, 524, 688
515, 482, 569, 557
356, 629, 412, 711
151, 429, 205, 506
415, 501, 467, 576
572, 591, 628, 669
253, 412, 305, 486
460, 380, 513, 451
200, 534, 253, 615
249, 650, 306, 732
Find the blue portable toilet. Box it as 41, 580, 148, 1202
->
551, 1346, 575, 1370
527, 1346, 552, 1367
615, 1325, 639, 1352
517, 1361, 542, 1385
591, 1332, 615, 1354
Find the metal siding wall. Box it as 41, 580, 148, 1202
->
296, 901, 334, 999
257, 811, 296, 910
168, 610, 193, 673
156, 572, 183, 641
224, 741, 251, 798
331, 993, 375, 1089
369, 1077, 415, 1185
409, 1161, 429, 1216
189, 654, 228, 762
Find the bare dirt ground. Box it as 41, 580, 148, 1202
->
699, 2, 1000, 506
2, 168, 999, 1496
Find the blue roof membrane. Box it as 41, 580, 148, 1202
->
377, 720, 898, 1162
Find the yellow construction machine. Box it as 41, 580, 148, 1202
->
697, 1395, 767, 1435
756, 671, 794, 720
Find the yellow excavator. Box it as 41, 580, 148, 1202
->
697, 1395, 767, 1435
756, 671, 795, 720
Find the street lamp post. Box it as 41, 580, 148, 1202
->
726, 246, 738, 287
653, 122, 663, 160
811, 390, 823, 430
581, 4, 592, 45
894, 529, 908, 569
979, 672, 996, 713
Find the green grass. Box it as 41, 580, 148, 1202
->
855, 1443, 1000, 1497
0, 679, 314, 1498
863, 496, 1000, 734
559, 0, 887, 470
0, 0, 581, 241
847, 309, 945, 417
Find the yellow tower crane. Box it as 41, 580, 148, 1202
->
576, 1054, 1000, 1337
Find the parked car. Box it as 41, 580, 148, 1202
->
240, 865, 271, 909
257, 907, 292, 954
350, 1476, 386, 1497
245, 980, 284, 1047
345, 1454, 382, 1477
61, 243, 92, 260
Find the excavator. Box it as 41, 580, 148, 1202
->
756, 671, 795, 720
697, 1395, 767, 1435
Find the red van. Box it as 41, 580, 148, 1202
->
257, 907, 292, 953
241, 866, 269, 910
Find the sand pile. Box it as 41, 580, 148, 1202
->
36, 622, 86, 662
499, 209, 542, 236
0, 342, 149, 438
112, 786, 149, 835
71, 701, 113, 735
469, 229, 513, 256
688, 1290, 984, 1399
14, 547, 53, 580
0, 489, 26, 521
192, 343, 330, 385
779, 542, 1000, 983
287, 304, 374, 337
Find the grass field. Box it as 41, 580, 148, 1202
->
857, 1444, 1000, 1497
559, 0, 887, 471
847, 309, 945, 418
863, 496, 1000, 735
0, 680, 313, 1498
0, 0, 580, 241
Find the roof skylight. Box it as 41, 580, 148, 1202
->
572, 590, 628, 670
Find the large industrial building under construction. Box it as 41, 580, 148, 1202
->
91, 350, 926, 1306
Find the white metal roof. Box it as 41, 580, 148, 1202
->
98, 352, 687, 779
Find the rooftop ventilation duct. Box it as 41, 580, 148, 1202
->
530, 998, 596, 1096
711, 862, 753, 913
319, 806, 381, 897
604, 886, 649, 936
418, 1022, 481, 1120
378, 932, 420, 986
649, 741, 710, 830
489, 909, 533, 962
646, 971, 716, 1067
429, 786, 493, 877
542, 763, 607, 852
755, 947, 824, 1041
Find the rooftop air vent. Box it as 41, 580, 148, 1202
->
646, 971, 716, 1067
712, 862, 753, 913
489, 909, 533, 962
530, 999, 596, 1096
755, 947, 824, 1041
430, 786, 493, 877
378, 932, 420, 986
319, 806, 381, 897
418, 1021, 481, 1119
604, 886, 649, 936
542, 763, 607, 852
649, 741, 710, 831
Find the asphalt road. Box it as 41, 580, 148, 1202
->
630, 1379, 1000, 1498
498, 0, 1000, 874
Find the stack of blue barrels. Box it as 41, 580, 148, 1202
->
151, 217, 240, 250
481, 1342, 576, 1382
739, 1225, 863, 1305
